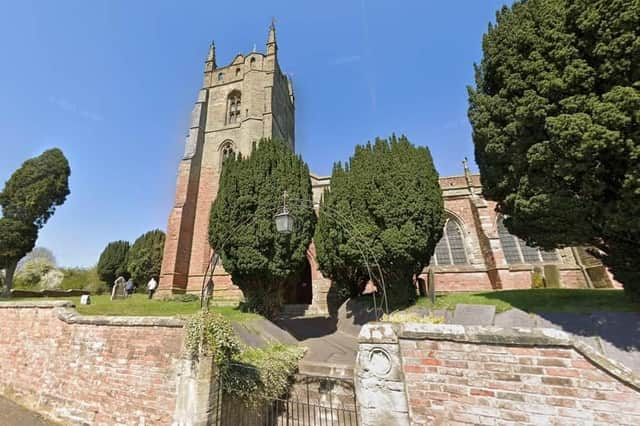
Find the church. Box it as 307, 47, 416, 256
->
157, 23, 618, 314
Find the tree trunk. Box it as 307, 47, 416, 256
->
2, 261, 17, 298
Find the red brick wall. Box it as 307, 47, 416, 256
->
419, 271, 494, 292
0, 304, 184, 425
560, 269, 588, 289
400, 339, 640, 425
498, 269, 533, 290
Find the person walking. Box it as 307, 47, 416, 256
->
125, 278, 135, 297
147, 277, 158, 299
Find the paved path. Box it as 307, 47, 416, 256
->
0, 396, 53, 426
275, 300, 379, 377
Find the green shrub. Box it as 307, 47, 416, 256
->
60, 266, 107, 294
222, 344, 305, 407
184, 311, 304, 408
184, 311, 241, 363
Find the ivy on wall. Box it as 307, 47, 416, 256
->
184, 311, 304, 407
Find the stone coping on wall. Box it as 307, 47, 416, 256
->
359, 322, 640, 391
0, 301, 185, 328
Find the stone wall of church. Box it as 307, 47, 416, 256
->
270, 63, 295, 148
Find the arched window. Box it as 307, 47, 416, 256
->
433, 218, 468, 266
497, 218, 559, 264
250, 57, 256, 68
221, 141, 234, 162
217, 72, 224, 82
235, 68, 240, 76
226, 91, 241, 124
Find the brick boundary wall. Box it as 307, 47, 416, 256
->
356, 323, 640, 426
0, 302, 190, 425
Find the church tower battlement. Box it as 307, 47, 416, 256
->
158, 22, 295, 295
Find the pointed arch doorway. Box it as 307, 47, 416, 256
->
284, 257, 313, 305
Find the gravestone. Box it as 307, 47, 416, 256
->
80, 294, 91, 305
111, 276, 126, 300
452, 304, 496, 326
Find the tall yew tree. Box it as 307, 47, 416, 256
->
315, 135, 445, 308
468, 0, 640, 299
209, 139, 316, 317
0, 148, 71, 297
127, 230, 165, 287
97, 240, 130, 285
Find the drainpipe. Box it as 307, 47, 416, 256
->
571, 246, 594, 289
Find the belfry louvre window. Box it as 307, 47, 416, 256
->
227, 91, 241, 124
498, 218, 559, 264
433, 219, 468, 266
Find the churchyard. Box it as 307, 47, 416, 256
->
2, 288, 636, 318
1, 0, 639, 424
0, 293, 258, 320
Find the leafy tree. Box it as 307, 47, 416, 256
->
315, 135, 445, 308
0, 219, 38, 295
0, 148, 70, 297
209, 139, 316, 317
468, 0, 640, 299
16, 247, 56, 273
127, 230, 165, 288
15, 257, 56, 288
96, 240, 130, 286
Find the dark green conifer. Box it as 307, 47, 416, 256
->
0, 148, 70, 297
468, 0, 640, 298
315, 135, 445, 308
97, 240, 130, 286
209, 139, 316, 317
127, 230, 165, 287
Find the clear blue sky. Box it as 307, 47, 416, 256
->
0, 0, 509, 267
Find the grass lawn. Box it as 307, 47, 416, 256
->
0, 294, 261, 322
416, 289, 639, 314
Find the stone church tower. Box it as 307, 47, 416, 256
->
158, 23, 295, 295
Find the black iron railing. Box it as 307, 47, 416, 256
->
213, 365, 358, 426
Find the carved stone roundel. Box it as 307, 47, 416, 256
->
369, 348, 392, 377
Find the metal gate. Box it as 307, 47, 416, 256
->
212, 364, 359, 426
